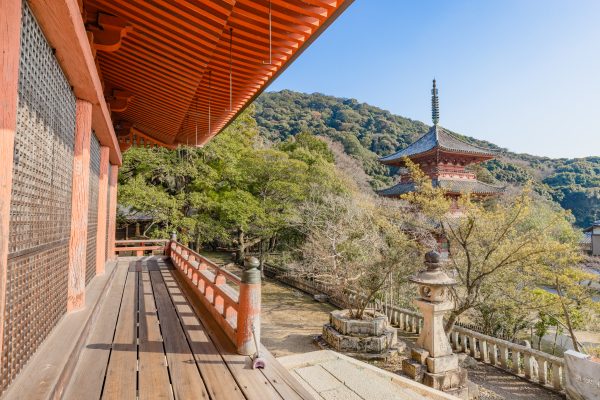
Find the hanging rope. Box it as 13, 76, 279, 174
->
194, 93, 198, 147
208, 70, 212, 135
226, 27, 233, 112
263, 0, 272, 65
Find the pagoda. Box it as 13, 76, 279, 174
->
378, 80, 503, 199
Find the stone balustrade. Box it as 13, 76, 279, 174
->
381, 304, 565, 392
263, 265, 567, 393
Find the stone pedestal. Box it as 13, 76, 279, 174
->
321, 309, 401, 360
401, 251, 471, 399
415, 299, 454, 357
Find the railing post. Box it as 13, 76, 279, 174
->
480, 339, 489, 362
512, 350, 521, 374
537, 357, 547, 385
499, 345, 509, 368
461, 333, 468, 353
452, 331, 460, 351
524, 353, 534, 379
552, 363, 562, 390
236, 256, 261, 356
490, 343, 498, 365
470, 335, 478, 358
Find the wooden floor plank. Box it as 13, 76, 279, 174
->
166, 262, 284, 400
149, 268, 210, 400
56, 261, 125, 400
139, 269, 174, 400
102, 263, 138, 400
157, 263, 246, 400
258, 344, 317, 400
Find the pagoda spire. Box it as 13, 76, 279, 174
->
431, 79, 439, 126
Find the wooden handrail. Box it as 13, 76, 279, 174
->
167, 241, 260, 355
114, 239, 170, 256
116, 239, 169, 244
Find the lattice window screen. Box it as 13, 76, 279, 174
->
86, 134, 100, 285
1, 2, 76, 393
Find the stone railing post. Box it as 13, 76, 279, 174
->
552, 363, 562, 390
512, 350, 521, 374
499, 345, 509, 368
480, 339, 489, 362
236, 256, 261, 356
490, 343, 498, 365
470, 335, 478, 358
524, 353, 534, 379
536, 356, 547, 385
452, 331, 460, 351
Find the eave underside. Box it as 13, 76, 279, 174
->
86, 0, 351, 149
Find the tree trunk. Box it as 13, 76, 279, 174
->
236, 228, 245, 264
258, 240, 266, 278
556, 277, 580, 352
552, 328, 559, 355
444, 311, 460, 334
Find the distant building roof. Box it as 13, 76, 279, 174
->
118, 205, 154, 222
378, 178, 505, 197
583, 221, 600, 232
582, 232, 592, 245
379, 125, 496, 165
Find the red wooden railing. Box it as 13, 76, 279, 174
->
114, 239, 170, 256
114, 238, 261, 355
168, 242, 261, 356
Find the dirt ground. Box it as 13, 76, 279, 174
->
260, 277, 336, 357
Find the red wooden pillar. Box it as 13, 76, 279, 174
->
236, 257, 261, 355
0, 0, 22, 358
67, 100, 93, 312
107, 164, 119, 261
95, 146, 109, 274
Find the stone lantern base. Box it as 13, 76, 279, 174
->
402, 348, 469, 399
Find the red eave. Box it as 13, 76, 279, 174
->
82, 0, 353, 149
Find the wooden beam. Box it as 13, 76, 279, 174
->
0, 0, 22, 366
68, 100, 93, 312
95, 146, 110, 275
107, 164, 119, 261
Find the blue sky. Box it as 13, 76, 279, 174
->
267, 0, 600, 159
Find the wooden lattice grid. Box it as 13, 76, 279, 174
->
86, 133, 101, 285
2, 2, 76, 394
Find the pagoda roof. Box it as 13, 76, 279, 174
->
379, 125, 496, 165
378, 178, 505, 197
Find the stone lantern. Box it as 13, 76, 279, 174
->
410, 250, 456, 357
402, 251, 469, 399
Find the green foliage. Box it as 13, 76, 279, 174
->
255, 90, 600, 227
118, 108, 345, 257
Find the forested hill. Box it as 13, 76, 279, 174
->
254, 90, 600, 228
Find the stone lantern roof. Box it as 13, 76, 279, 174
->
409, 251, 457, 287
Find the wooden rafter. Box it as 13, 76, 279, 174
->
84, 0, 352, 149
